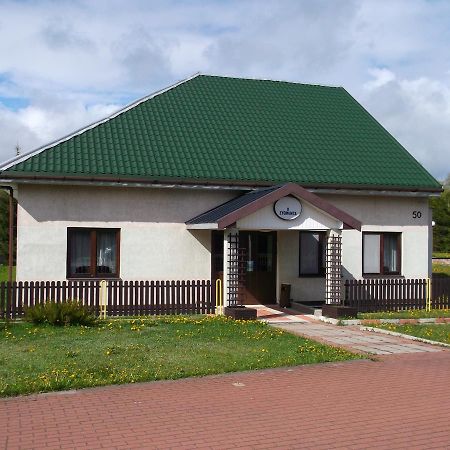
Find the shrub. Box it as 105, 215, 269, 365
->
24, 301, 97, 326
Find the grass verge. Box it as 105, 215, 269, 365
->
433, 252, 450, 259
433, 263, 450, 277
0, 315, 360, 397
373, 323, 450, 345
359, 309, 450, 319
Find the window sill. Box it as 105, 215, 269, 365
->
362, 274, 404, 279
66, 277, 121, 281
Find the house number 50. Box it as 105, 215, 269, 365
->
412, 211, 422, 219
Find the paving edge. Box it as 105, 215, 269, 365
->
316, 316, 339, 325
360, 326, 450, 348
317, 316, 450, 326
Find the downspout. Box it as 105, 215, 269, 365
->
0, 185, 14, 286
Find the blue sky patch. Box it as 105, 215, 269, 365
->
0, 96, 29, 110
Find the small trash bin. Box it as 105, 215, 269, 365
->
280, 283, 291, 308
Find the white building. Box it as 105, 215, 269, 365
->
0, 74, 442, 308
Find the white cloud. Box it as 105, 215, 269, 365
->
362, 73, 450, 181
0, 100, 119, 162
364, 68, 396, 91
0, 0, 448, 180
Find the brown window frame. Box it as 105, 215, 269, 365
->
67, 228, 121, 279
298, 231, 327, 277
362, 232, 401, 276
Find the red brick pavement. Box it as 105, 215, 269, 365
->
2, 352, 450, 449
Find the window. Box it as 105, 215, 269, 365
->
363, 232, 401, 275
240, 231, 275, 273
67, 228, 120, 278
211, 230, 224, 275
299, 231, 326, 276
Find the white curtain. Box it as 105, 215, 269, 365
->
97, 231, 116, 274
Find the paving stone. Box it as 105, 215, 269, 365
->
265, 307, 446, 356
2, 353, 450, 449
351, 345, 392, 355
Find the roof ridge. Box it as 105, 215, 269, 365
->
198, 73, 342, 89
0, 72, 201, 172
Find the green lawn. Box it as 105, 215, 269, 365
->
433, 263, 450, 277
0, 315, 359, 397
433, 252, 450, 259
0, 265, 15, 282
374, 323, 450, 345
359, 309, 450, 319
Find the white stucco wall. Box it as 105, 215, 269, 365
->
16, 184, 237, 281
323, 194, 431, 280
15, 184, 432, 305
275, 194, 431, 303
277, 230, 325, 302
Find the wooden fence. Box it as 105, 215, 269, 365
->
432, 276, 450, 309
0, 279, 214, 320
344, 276, 450, 312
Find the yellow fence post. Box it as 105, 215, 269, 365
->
99, 280, 107, 319
215, 279, 223, 315
426, 278, 432, 312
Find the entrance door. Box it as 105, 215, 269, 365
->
211, 231, 224, 284
239, 231, 277, 304
210, 230, 277, 305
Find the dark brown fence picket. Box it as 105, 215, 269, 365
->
154, 280, 160, 315
165, 281, 171, 315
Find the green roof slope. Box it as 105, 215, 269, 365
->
1, 75, 441, 190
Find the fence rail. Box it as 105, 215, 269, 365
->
344, 276, 450, 312
0, 279, 214, 320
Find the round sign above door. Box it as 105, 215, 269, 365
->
274, 196, 302, 220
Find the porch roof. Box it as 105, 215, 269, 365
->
186, 183, 361, 231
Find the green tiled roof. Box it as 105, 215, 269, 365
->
1, 74, 441, 190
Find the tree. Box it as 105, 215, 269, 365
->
0, 190, 17, 265
430, 174, 450, 253
0, 190, 9, 263
445, 173, 450, 188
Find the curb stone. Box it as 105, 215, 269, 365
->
360, 326, 450, 348
318, 317, 450, 326
316, 316, 339, 325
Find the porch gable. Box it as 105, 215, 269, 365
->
186, 182, 361, 231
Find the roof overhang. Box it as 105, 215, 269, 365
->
186, 182, 362, 231
0, 173, 443, 195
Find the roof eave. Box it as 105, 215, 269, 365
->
0, 172, 443, 194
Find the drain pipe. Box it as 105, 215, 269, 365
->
1, 185, 14, 286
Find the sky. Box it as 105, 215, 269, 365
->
0, 0, 449, 181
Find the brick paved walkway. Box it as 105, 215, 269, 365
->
2, 352, 450, 449
250, 305, 444, 355
275, 322, 443, 354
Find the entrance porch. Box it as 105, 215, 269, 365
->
211, 228, 343, 307
187, 183, 361, 309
